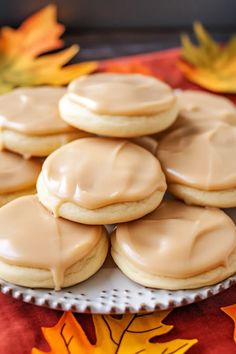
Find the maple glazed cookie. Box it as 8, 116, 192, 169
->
0, 87, 90, 157
175, 90, 236, 128
37, 137, 167, 225
111, 200, 236, 289
59, 73, 179, 137
157, 121, 236, 208
0, 150, 41, 206
0, 195, 108, 290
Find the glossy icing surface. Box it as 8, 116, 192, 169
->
0, 196, 103, 289
158, 122, 236, 190
114, 200, 236, 278
176, 90, 236, 126
0, 87, 76, 135
67, 73, 175, 116
42, 137, 166, 209
0, 151, 41, 193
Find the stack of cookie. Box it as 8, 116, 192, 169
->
0, 87, 89, 207
0, 73, 236, 292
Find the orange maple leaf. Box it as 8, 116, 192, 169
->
179, 22, 236, 93
0, 5, 97, 94
221, 304, 236, 343
32, 311, 197, 354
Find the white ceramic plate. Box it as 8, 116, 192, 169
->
0, 253, 236, 314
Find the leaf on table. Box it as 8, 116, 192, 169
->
31, 312, 92, 354
179, 22, 236, 93
221, 304, 236, 343
0, 5, 97, 94
32, 311, 197, 353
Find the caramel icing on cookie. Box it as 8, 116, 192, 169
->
0, 195, 103, 289
158, 122, 236, 190
177, 90, 236, 125
0, 151, 41, 193
41, 137, 166, 210
67, 73, 175, 116
0, 87, 76, 135
113, 200, 236, 278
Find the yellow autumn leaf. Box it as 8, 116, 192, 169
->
0, 5, 97, 94
179, 22, 236, 93
32, 311, 197, 353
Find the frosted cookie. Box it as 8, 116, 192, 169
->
37, 137, 167, 224
175, 90, 236, 128
0, 151, 41, 206
0, 195, 108, 290
111, 200, 236, 289
0, 87, 89, 157
59, 73, 179, 137
157, 122, 236, 207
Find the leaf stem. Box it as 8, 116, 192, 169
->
115, 315, 136, 354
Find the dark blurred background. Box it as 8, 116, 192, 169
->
1, 0, 236, 60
